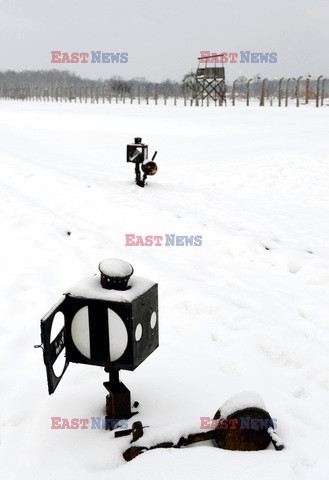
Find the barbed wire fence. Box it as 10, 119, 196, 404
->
0, 76, 327, 107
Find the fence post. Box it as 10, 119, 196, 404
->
305, 77, 310, 104
296, 76, 302, 107
260, 78, 267, 106
146, 84, 149, 105
316, 75, 323, 107
278, 78, 284, 107
285, 78, 291, 107
246, 79, 251, 106
154, 84, 158, 105
232, 79, 237, 106
321, 78, 327, 106
164, 84, 167, 105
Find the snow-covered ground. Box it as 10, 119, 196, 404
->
0, 100, 329, 479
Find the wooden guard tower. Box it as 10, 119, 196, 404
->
192, 54, 226, 106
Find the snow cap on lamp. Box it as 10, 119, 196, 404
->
99, 258, 133, 290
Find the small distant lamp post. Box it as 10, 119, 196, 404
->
38, 259, 159, 428
321, 78, 327, 106
127, 137, 158, 187
278, 77, 284, 107
260, 78, 267, 106
316, 75, 323, 107
232, 79, 238, 106
296, 76, 302, 107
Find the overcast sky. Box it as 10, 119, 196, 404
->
0, 0, 328, 82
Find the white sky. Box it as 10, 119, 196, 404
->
0, 0, 328, 82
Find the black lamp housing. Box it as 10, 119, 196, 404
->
127, 137, 148, 164
40, 259, 159, 395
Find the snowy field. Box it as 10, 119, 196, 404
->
0, 100, 329, 479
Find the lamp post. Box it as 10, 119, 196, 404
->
127, 137, 158, 187
260, 78, 267, 106
278, 77, 284, 107
38, 259, 159, 429
321, 78, 327, 106
296, 76, 302, 107
232, 79, 238, 106
316, 75, 323, 107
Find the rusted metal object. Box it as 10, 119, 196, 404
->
212, 406, 275, 451
122, 393, 284, 461
115, 421, 145, 441
123, 430, 217, 462
142, 159, 157, 176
